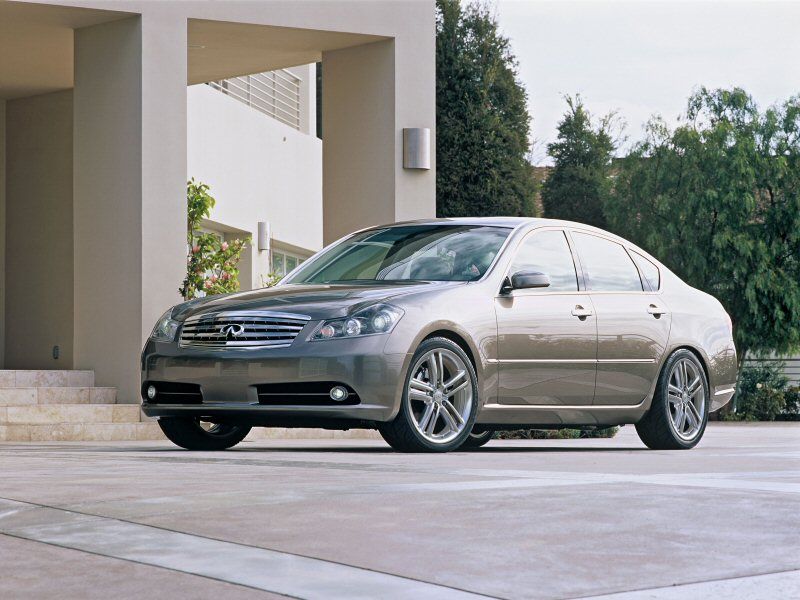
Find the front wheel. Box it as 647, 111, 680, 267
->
379, 337, 478, 453
636, 349, 709, 450
158, 417, 251, 450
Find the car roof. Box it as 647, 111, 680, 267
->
388, 216, 611, 236
380, 217, 664, 265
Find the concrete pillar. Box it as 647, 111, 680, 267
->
0, 99, 5, 368
74, 15, 186, 403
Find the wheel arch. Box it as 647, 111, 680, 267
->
666, 345, 712, 390
423, 329, 477, 374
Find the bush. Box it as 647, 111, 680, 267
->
180, 179, 250, 299
726, 362, 797, 421
497, 426, 619, 440
782, 386, 800, 421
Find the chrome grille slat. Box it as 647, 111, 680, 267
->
179, 311, 310, 349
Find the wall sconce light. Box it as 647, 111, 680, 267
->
257, 221, 271, 252
403, 128, 431, 170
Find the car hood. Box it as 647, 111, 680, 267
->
173, 281, 464, 321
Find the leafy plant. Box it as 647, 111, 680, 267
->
542, 95, 622, 229
436, 0, 538, 218
259, 273, 283, 288
725, 361, 796, 421
605, 88, 800, 364
179, 179, 250, 299
498, 427, 619, 440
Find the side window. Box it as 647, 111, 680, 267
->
630, 251, 660, 291
572, 233, 643, 292
510, 230, 578, 292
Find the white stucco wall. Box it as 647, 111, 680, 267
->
187, 77, 322, 288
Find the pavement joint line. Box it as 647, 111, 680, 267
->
0, 531, 302, 600
567, 567, 800, 599
0, 496, 500, 600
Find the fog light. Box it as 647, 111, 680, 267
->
146, 385, 157, 400
330, 386, 349, 401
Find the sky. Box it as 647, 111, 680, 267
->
494, 0, 800, 164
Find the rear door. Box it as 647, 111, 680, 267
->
570, 231, 671, 406
495, 229, 597, 406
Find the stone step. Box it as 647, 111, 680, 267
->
0, 387, 117, 406
0, 370, 95, 388
0, 404, 142, 425
0, 421, 163, 442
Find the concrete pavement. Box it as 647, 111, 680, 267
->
0, 423, 798, 599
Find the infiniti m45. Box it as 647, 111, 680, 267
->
142, 218, 737, 452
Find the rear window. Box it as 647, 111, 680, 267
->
631, 250, 661, 291
572, 232, 643, 292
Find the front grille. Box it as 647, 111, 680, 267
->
179, 311, 310, 349
256, 382, 361, 406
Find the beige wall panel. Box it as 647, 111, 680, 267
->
0, 99, 5, 367
5, 90, 74, 369
322, 39, 396, 244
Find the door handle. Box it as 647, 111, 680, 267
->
647, 303, 668, 317
571, 305, 593, 320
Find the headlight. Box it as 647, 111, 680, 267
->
150, 308, 180, 342
311, 303, 404, 341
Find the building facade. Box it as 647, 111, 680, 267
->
0, 0, 436, 406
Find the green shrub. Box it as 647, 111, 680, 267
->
498, 426, 619, 440
727, 362, 791, 421
782, 387, 800, 421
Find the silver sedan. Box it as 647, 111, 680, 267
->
141, 218, 737, 452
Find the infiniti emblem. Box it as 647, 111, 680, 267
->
220, 323, 245, 340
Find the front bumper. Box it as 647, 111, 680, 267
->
141, 334, 409, 427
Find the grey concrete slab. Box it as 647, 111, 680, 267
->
0, 423, 798, 599
584, 569, 800, 599
0, 534, 286, 600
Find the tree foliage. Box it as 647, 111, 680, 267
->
542, 96, 619, 229
180, 179, 249, 300
605, 88, 800, 360
436, 0, 537, 217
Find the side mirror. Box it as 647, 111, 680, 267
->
503, 270, 551, 293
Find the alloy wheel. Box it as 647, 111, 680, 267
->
666, 358, 706, 441
407, 348, 473, 444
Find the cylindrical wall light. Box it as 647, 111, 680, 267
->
257, 221, 271, 252
403, 128, 431, 170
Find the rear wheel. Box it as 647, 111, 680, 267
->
379, 337, 478, 453
158, 417, 251, 450
636, 349, 708, 450
459, 428, 495, 450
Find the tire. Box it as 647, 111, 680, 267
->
158, 417, 251, 450
379, 337, 479, 453
459, 428, 495, 450
636, 349, 709, 450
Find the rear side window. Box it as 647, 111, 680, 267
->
630, 250, 661, 291
572, 232, 643, 292
510, 230, 578, 291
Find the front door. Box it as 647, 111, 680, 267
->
495, 229, 597, 406
570, 232, 672, 405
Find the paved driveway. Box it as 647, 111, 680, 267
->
1, 423, 798, 599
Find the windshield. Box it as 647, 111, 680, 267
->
283, 225, 510, 284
